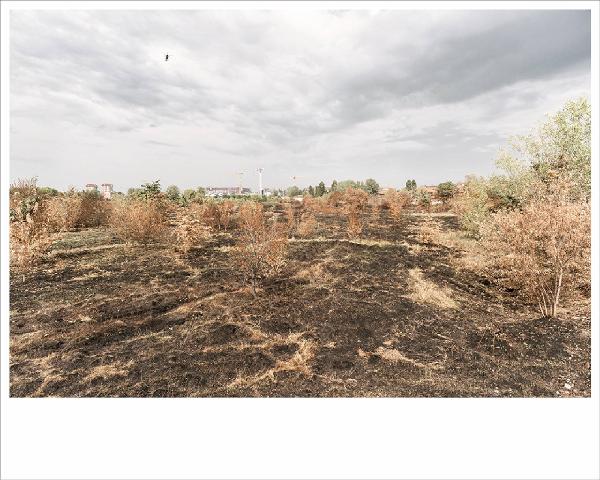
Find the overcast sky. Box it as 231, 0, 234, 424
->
10, 9, 590, 192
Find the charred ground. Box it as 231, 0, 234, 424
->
10, 209, 591, 397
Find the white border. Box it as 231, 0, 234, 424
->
1, 2, 599, 479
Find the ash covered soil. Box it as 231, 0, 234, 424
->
10, 210, 590, 397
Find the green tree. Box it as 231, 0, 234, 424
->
437, 181, 456, 203
165, 185, 180, 202
308, 185, 315, 196
138, 180, 162, 200
315, 181, 326, 197
330, 180, 338, 192
406, 179, 417, 190
506, 97, 591, 202
287, 185, 302, 197
364, 178, 380, 195
196, 187, 206, 197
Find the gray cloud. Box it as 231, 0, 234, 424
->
10, 9, 591, 191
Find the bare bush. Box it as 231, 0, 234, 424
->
296, 212, 318, 238
172, 204, 210, 254
231, 202, 288, 296
110, 198, 168, 244
343, 188, 368, 238
482, 200, 590, 317
201, 200, 236, 231
385, 190, 410, 221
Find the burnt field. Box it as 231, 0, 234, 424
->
10, 209, 591, 397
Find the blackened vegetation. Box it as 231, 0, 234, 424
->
10, 210, 590, 397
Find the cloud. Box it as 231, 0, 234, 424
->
9, 9, 591, 191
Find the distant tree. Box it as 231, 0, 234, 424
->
138, 180, 162, 200
196, 187, 206, 197
437, 181, 456, 203
315, 181, 326, 197
308, 185, 315, 197
406, 179, 417, 190
166, 185, 180, 202
287, 185, 302, 197
127, 187, 140, 197
364, 178, 380, 195
418, 189, 431, 209
330, 180, 338, 192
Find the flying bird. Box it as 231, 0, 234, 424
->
165, 53, 169, 61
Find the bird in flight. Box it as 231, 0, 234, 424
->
165, 53, 169, 61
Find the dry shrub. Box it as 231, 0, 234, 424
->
201, 200, 236, 231
285, 201, 303, 235
343, 188, 368, 238
326, 191, 344, 208
218, 200, 236, 230
482, 200, 590, 317
417, 216, 442, 244
110, 198, 168, 244
384, 190, 411, 221
45, 194, 82, 232
78, 191, 110, 227
296, 212, 317, 238
45, 191, 110, 232
307, 196, 333, 214
9, 178, 53, 268
231, 202, 288, 296
172, 204, 210, 254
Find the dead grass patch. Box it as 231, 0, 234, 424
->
405, 267, 458, 309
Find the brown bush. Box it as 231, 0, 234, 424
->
78, 191, 110, 227
326, 191, 343, 208
110, 198, 168, 245
45, 191, 110, 232
45, 194, 82, 232
482, 200, 590, 317
296, 212, 318, 238
9, 178, 53, 268
343, 188, 368, 238
201, 200, 236, 231
285, 201, 303, 235
231, 202, 288, 296
384, 190, 410, 221
172, 204, 210, 254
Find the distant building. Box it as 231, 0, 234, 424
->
101, 183, 113, 200
206, 186, 250, 197
86, 183, 98, 192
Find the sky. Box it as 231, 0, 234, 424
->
10, 9, 591, 192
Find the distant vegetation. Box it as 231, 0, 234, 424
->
9, 98, 590, 319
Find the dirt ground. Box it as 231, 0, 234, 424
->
9, 209, 591, 397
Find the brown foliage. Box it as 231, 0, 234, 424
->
383, 190, 410, 221
482, 200, 590, 317
110, 198, 168, 245
296, 212, 318, 238
201, 200, 236, 231
172, 204, 210, 254
343, 188, 368, 238
231, 202, 288, 295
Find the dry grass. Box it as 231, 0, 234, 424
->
405, 267, 458, 309
227, 339, 316, 389
84, 363, 131, 383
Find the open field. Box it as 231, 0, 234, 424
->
10, 208, 590, 397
